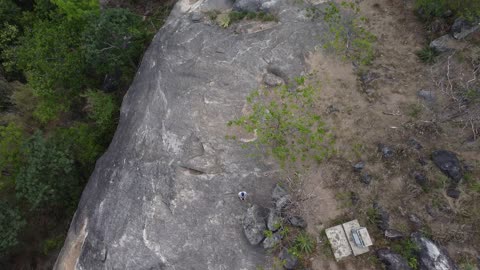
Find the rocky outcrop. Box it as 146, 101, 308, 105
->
243, 205, 268, 245
432, 150, 463, 182
55, 0, 332, 268
451, 18, 480, 40
377, 248, 412, 270
411, 232, 459, 270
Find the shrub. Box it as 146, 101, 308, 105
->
228, 79, 335, 166
392, 239, 420, 270
0, 201, 25, 255
416, 46, 439, 64
0, 123, 25, 184
82, 89, 118, 132
415, 0, 480, 21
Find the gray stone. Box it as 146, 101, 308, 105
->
377, 248, 412, 270
430, 34, 456, 53
407, 138, 423, 150
262, 231, 283, 249
191, 12, 203, 22
272, 184, 288, 201
384, 229, 404, 240
418, 90, 435, 103
408, 214, 423, 229
275, 195, 292, 211
279, 248, 298, 270
55, 0, 338, 268
267, 209, 282, 231
287, 216, 306, 228
413, 171, 428, 188
432, 150, 463, 183
243, 205, 268, 245
263, 73, 284, 87
353, 161, 365, 172
373, 202, 390, 231
411, 232, 459, 270
233, 0, 265, 12
379, 144, 394, 159
451, 18, 480, 40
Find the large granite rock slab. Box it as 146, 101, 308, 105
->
55, 0, 331, 269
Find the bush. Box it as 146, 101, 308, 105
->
82, 89, 118, 132
416, 46, 439, 64
415, 0, 480, 21
392, 239, 420, 270
228, 79, 335, 166
0, 201, 25, 255
0, 123, 25, 184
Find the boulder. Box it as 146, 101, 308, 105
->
264, 73, 284, 87
233, 0, 265, 12
353, 161, 365, 172
267, 209, 282, 231
432, 150, 463, 182
243, 205, 268, 245
417, 90, 435, 103
429, 34, 456, 53
287, 216, 306, 228
377, 248, 412, 270
275, 195, 292, 211
272, 184, 288, 201
413, 171, 428, 188
262, 231, 283, 249
384, 229, 404, 240
451, 18, 480, 40
411, 232, 459, 270
408, 214, 423, 229
373, 202, 390, 231
360, 172, 372, 185
446, 188, 460, 199
379, 144, 394, 159
279, 248, 298, 270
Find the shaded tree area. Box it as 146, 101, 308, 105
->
0, 0, 173, 268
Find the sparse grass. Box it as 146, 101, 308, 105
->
288, 232, 316, 258
211, 10, 278, 28
407, 103, 423, 119
416, 46, 439, 64
391, 239, 420, 270
227, 78, 335, 167
264, 230, 274, 238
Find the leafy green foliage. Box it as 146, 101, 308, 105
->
416, 46, 439, 64
51, 0, 99, 20
228, 80, 335, 166
15, 132, 79, 211
0, 123, 25, 185
82, 8, 147, 77
288, 232, 316, 258
415, 0, 480, 21
392, 239, 420, 270
82, 90, 118, 132
322, 2, 376, 66
0, 201, 25, 255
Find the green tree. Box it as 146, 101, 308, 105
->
0, 123, 25, 187
82, 89, 118, 132
0, 201, 25, 255
82, 8, 147, 77
15, 132, 79, 210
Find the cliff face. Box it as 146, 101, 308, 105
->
55, 0, 327, 269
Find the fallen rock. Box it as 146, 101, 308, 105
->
451, 17, 480, 40
264, 73, 284, 87
385, 229, 404, 240
267, 209, 282, 231
263, 231, 283, 249
407, 138, 423, 150
413, 171, 428, 188
287, 216, 306, 228
429, 34, 456, 53
379, 144, 394, 159
360, 172, 372, 185
417, 90, 435, 103
408, 214, 423, 229
279, 248, 298, 270
411, 232, 459, 270
353, 161, 365, 172
373, 202, 390, 231
243, 205, 267, 245
377, 248, 413, 270
446, 187, 460, 199
272, 184, 288, 201
432, 150, 463, 182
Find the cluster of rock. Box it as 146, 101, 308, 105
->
430, 17, 479, 52
242, 184, 306, 269
377, 233, 459, 270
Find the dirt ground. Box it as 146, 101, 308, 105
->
296, 0, 480, 269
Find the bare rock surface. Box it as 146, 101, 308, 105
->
55, 0, 334, 269
411, 232, 459, 270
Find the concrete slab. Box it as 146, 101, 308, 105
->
325, 225, 352, 261
342, 220, 370, 256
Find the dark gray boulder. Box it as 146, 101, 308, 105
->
413, 171, 428, 188
267, 209, 282, 231
360, 172, 372, 185
379, 144, 394, 159
353, 161, 365, 172
55, 0, 340, 268
446, 187, 460, 199
233, 0, 264, 12
262, 231, 283, 249
432, 150, 463, 182
279, 248, 298, 270
264, 72, 284, 87
243, 205, 268, 245
287, 216, 306, 228
377, 248, 412, 270
451, 18, 480, 39
417, 90, 435, 103
411, 232, 459, 270
429, 35, 456, 53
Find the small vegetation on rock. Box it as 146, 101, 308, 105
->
416, 46, 440, 64
228, 78, 335, 166
391, 239, 420, 270
212, 10, 277, 28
